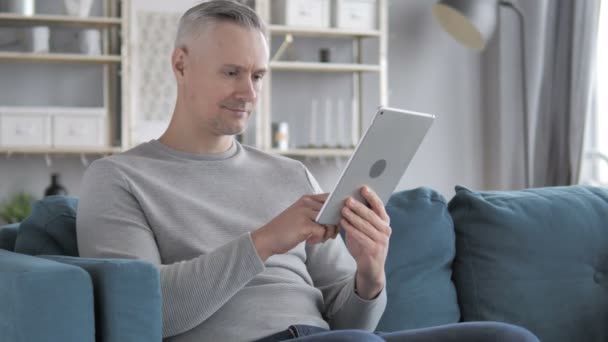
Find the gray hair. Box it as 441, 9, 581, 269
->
175, 0, 266, 48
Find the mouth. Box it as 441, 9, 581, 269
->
222, 106, 250, 114
223, 107, 247, 112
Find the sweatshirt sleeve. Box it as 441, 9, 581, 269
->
302, 165, 387, 330
305, 233, 387, 331
76, 160, 266, 338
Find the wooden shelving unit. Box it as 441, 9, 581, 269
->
0, 51, 121, 64
0, 13, 121, 27
268, 25, 381, 38
0, 0, 124, 155
269, 61, 381, 72
0, 1, 387, 157
255, 0, 388, 158
0, 147, 122, 155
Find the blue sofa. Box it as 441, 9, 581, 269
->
0, 197, 162, 342
1, 185, 607, 341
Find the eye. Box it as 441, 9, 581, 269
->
253, 73, 265, 82
225, 70, 239, 77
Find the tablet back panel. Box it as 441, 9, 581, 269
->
316, 107, 434, 225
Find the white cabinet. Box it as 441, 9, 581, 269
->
0, 107, 106, 148
52, 108, 106, 148
0, 108, 51, 147
333, 0, 377, 30
271, 0, 331, 28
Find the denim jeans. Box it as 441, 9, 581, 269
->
253, 322, 540, 342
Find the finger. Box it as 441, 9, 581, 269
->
345, 198, 389, 236
341, 206, 381, 241
306, 193, 330, 203
307, 235, 322, 244
303, 197, 324, 211
360, 186, 390, 224
307, 224, 327, 244
330, 225, 340, 239
322, 225, 332, 240
323, 225, 338, 241
341, 218, 375, 249
305, 207, 322, 221
336, 227, 342, 239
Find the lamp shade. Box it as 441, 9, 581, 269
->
433, 0, 499, 50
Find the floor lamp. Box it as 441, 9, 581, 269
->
433, 0, 530, 188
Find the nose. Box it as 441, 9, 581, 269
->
235, 76, 257, 103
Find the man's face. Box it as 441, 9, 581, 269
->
175, 21, 268, 137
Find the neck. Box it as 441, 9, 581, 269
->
159, 106, 234, 155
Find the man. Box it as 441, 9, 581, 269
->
77, 1, 538, 341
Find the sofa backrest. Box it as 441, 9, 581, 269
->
0, 223, 20, 251
14, 195, 79, 256
377, 187, 460, 331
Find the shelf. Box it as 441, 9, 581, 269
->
0, 52, 121, 64
269, 25, 380, 38
0, 13, 121, 27
271, 148, 354, 157
0, 147, 122, 155
270, 61, 380, 72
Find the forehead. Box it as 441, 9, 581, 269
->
193, 21, 268, 68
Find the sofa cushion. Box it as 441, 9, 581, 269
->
14, 196, 79, 256
0, 249, 95, 342
377, 187, 460, 331
448, 185, 608, 342
0, 223, 19, 251
42, 255, 162, 342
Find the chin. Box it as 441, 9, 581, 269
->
229, 119, 249, 134
221, 125, 246, 136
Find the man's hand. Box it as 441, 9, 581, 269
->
340, 186, 391, 300
251, 193, 339, 261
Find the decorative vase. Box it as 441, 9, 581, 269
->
25, 26, 50, 53
79, 29, 101, 55
7, 0, 35, 16
63, 0, 94, 17
44, 173, 68, 197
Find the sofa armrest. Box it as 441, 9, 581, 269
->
0, 249, 95, 342
42, 255, 162, 342
0, 223, 19, 251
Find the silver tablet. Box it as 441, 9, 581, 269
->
316, 106, 435, 225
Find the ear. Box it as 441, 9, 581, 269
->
172, 47, 188, 82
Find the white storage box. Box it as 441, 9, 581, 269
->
0, 107, 52, 147
51, 107, 106, 148
333, 0, 377, 30
272, 0, 331, 28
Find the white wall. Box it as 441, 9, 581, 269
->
386, 0, 484, 197
0, 0, 486, 204
0, 156, 89, 200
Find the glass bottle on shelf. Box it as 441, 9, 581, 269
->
44, 173, 68, 197
272, 121, 289, 151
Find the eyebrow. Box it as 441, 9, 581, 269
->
223, 64, 267, 74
